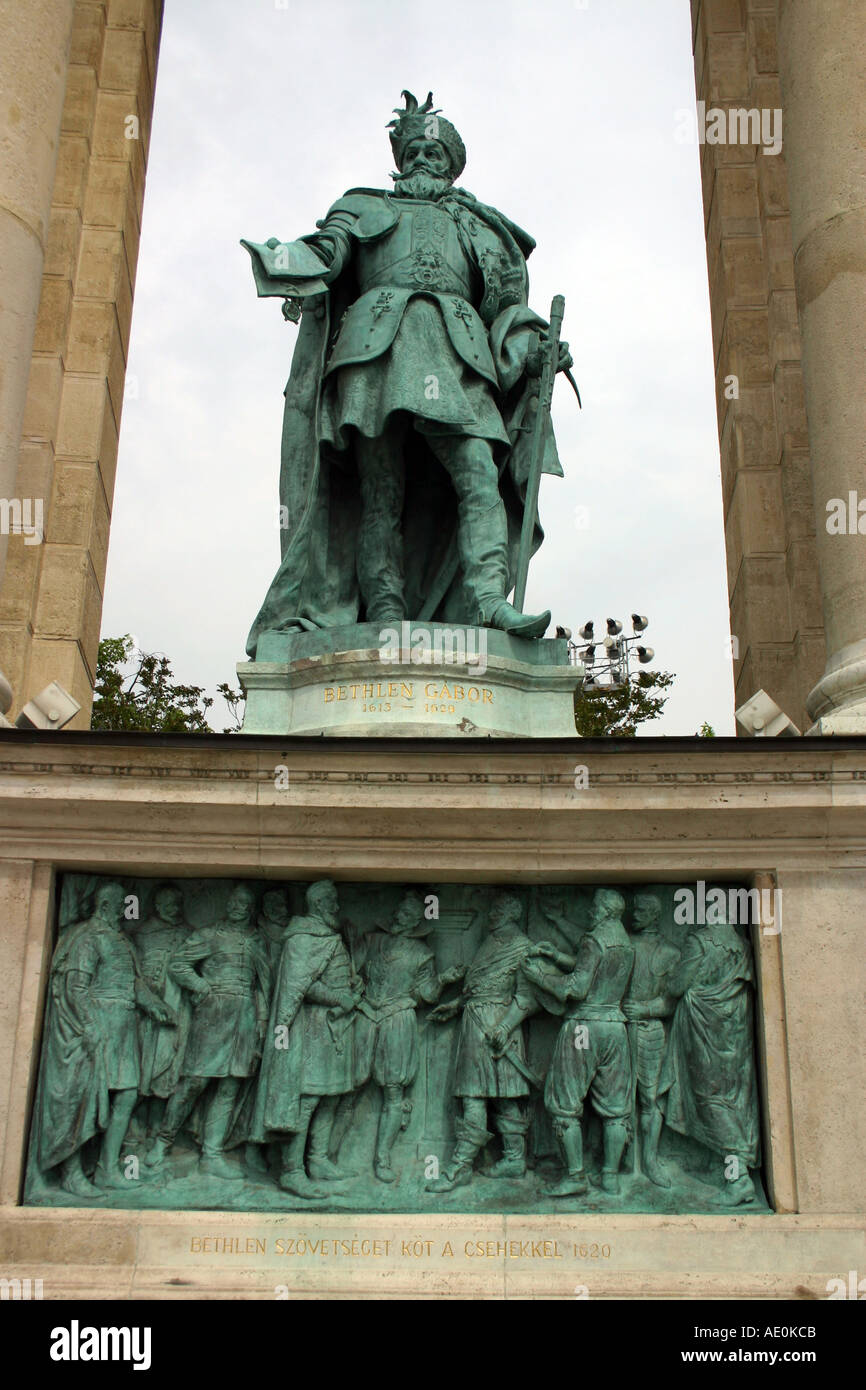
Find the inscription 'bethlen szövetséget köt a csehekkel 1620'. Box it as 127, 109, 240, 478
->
25, 875, 766, 1215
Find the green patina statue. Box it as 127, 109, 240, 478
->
26, 876, 768, 1215
241, 90, 573, 658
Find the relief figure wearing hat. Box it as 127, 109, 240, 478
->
242, 90, 572, 654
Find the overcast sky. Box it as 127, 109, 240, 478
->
101, 0, 736, 735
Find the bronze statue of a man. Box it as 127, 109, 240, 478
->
352, 890, 464, 1183
658, 898, 761, 1206
242, 90, 572, 655
144, 884, 270, 1180
621, 892, 681, 1188
133, 883, 193, 1131
526, 888, 635, 1197
251, 880, 362, 1198
34, 881, 174, 1197
426, 891, 537, 1191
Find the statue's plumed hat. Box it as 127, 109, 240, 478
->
388, 89, 466, 179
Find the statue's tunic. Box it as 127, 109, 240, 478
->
257, 912, 287, 982
316, 197, 511, 450
170, 926, 269, 1079
454, 930, 535, 1098
354, 932, 439, 1088
625, 932, 681, 1102
543, 922, 634, 1121
253, 914, 357, 1135
659, 925, 760, 1165
34, 921, 139, 1169
78, 925, 141, 1091
135, 917, 189, 1098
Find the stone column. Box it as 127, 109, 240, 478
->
776, 1, 866, 731
0, 0, 76, 584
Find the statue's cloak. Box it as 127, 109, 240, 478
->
242, 188, 563, 657
658, 925, 761, 1167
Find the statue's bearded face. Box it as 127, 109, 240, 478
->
393, 137, 454, 199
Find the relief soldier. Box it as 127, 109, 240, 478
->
251, 880, 362, 1198
134, 883, 193, 1134
258, 887, 291, 980
352, 890, 464, 1182
34, 881, 174, 1197
426, 892, 537, 1192
658, 897, 761, 1206
621, 892, 681, 1188
144, 883, 270, 1180
525, 888, 635, 1196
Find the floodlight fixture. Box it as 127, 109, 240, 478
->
15, 681, 81, 732
735, 689, 801, 738
632, 614, 648, 633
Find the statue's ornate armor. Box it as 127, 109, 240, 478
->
454, 931, 535, 1098
354, 932, 439, 1088
322, 198, 497, 386
170, 926, 267, 1079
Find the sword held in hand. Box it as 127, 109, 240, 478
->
513, 294, 580, 615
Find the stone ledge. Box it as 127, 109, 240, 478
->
1, 1206, 861, 1300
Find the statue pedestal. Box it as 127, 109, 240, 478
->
238, 623, 583, 737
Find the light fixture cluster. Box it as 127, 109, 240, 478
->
566, 615, 655, 689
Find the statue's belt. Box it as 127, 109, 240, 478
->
91, 994, 134, 1009
357, 995, 416, 1023
363, 268, 475, 299
564, 1005, 626, 1024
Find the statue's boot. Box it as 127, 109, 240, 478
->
356, 434, 407, 623
600, 1117, 629, 1195
640, 1110, 671, 1188
548, 1119, 588, 1196
200, 1152, 242, 1180
488, 1134, 526, 1179
143, 1135, 170, 1172
244, 1143, 269, 1177
460, 493, 550, 639
374, 1096, 405, 1183
307, 1098, 354, 1181
722, 1170, 756, 1207
60, 1152, 98, 1199
277, 1128, 325, 1197
278, 1166, 327, 1199
327, 1092, 358, 1168
479, 599, 551, 641
199, 1079, 243, 1179
425, 1116, 490, 1192
93, 1162, 130, 1190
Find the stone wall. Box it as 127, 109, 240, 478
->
0, 0, 164, 727
690, 0, 826, 730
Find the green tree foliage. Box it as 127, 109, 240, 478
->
91, 635, 219, 733
574, 669, 675, 737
